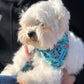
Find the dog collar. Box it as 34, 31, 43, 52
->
36, 32, 69, 70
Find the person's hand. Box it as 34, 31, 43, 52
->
62, 68, 76, 84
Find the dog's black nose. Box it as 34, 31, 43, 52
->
28, 32, 36, 38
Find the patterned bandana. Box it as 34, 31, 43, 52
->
37, 32, 69, 70
22, 32, 69, 71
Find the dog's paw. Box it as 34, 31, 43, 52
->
17, 72, 29, 84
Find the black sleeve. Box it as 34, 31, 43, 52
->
0, 0, 21, 66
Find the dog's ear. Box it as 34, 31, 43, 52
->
58, 8, 70, 30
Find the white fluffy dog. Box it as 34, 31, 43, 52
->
1, 0, 84, 84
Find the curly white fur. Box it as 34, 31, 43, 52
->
1, 0, 84, 84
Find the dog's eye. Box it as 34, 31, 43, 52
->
41, 23, 44, 27
40, 23, 45, 29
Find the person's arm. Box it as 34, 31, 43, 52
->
62, 68, 76, 84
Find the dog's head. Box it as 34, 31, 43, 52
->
18, 0, 70, 50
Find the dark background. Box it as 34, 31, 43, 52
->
0, 0, 84, 84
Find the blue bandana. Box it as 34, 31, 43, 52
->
22, 32, 69, 71
37, 32, 69, 70
22, 62, 32, 72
